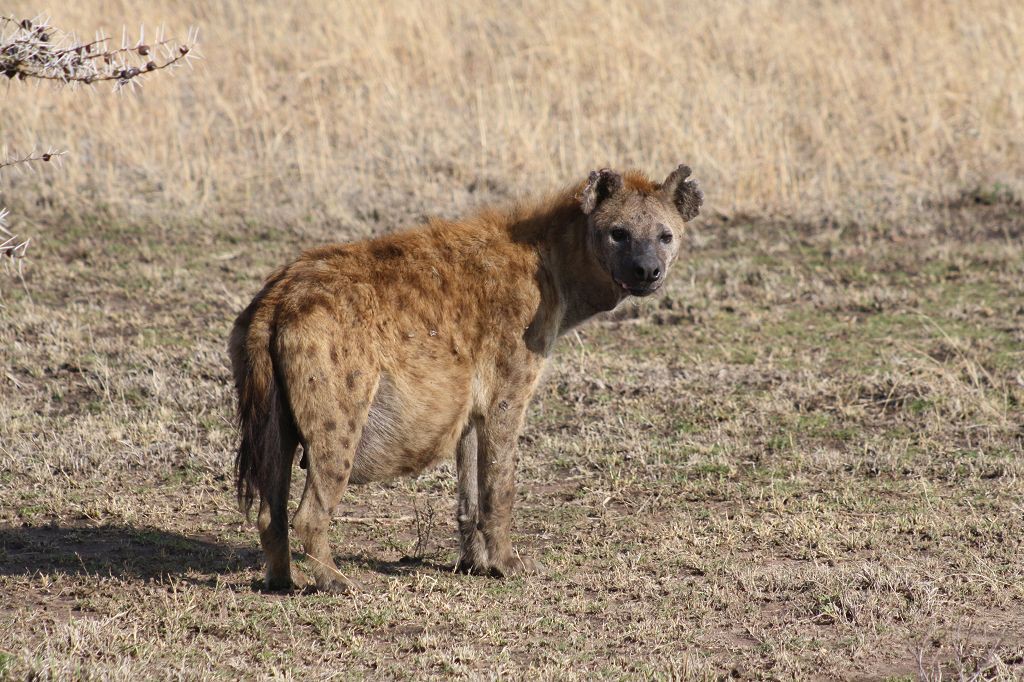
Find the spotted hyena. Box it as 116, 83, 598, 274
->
229, 165, 703, 591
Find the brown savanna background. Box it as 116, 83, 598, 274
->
2, 1, 1023, 679
3, 0, 1022, 230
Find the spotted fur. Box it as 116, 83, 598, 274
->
229, 165, 703, 591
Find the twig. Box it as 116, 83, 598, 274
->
0, 15, 199, 91
410, 496, 438, 560
0, 207, 29, 273
0, 147, 66, 171
333, 515, 415, 524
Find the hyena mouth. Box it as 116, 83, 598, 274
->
615, 278, 660, 297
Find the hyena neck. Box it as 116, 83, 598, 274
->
547, 223, 625, 331
514, 192, 626, 350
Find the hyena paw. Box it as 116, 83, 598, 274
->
316, 574, 359, 594
264, 563, 305, 592
489, 551, 544, 578
264, 575, 293, 592
456, 530, 490, 574
309, 566, 359, 594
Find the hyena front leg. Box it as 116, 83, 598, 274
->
475, 392, 543, 577
455, 421, 489, 572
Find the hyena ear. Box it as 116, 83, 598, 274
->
659, 164, 703, 222
579, 168, 624, 215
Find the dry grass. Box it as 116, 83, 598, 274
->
2, 1, 1024, 679
1, 202, 1022, 678
0, 10, 195, 285
1, 0, 1022, 235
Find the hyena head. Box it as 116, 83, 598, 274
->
579, 165, 703, 296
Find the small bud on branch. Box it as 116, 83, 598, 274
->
0, 15, 199, 91
0, 147, 66, 171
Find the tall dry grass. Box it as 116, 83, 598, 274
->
1, 0, 1022, 234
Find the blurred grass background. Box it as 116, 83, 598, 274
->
2, 0, 1022, 237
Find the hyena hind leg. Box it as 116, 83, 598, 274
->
291, 426, 365, 593
256, 409, 299, 591
285, 357, 377, 592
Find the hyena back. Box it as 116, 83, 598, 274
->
230, 165, 702, 592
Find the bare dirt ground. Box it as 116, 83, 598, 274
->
1, 201, 1022, 680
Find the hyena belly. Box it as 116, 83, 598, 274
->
349, 371, 471, 484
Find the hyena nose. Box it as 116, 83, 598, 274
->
633, 262, 661, 283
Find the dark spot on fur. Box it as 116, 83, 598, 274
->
497, 356, 512, 376
346, 370, 360, 390
330, 346, 339, 364
342, 460, 351, 471
371, 243, 404, 260
348, 418, 357, 430
295, 292, 333, 317
325, 420, 337, 432
341, 437, 350, 449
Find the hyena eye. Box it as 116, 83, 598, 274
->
610, 227, 629, 243
659, 232, 673, 244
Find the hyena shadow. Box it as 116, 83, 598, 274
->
0, 523, 260, 585
0, 523, 456, 587
335, 553, 454, 577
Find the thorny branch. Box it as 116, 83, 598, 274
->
0, 15, 198, 288
0, 147, 66, 171
0, 207, 29, 284
0, 149, 63, 282
0, 15, 199, 90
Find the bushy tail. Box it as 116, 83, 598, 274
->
229, 279, 288, 517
